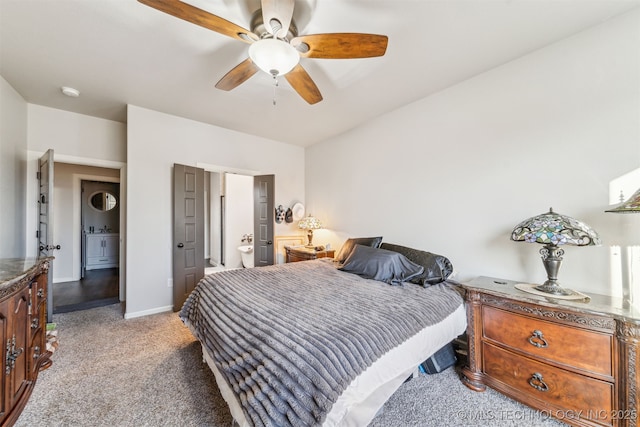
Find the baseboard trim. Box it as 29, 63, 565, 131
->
124, 305, 173, 319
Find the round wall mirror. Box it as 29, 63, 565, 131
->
89, 191, 118, 212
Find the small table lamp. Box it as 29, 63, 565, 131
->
511, 208, 601, 296
298, 215, 322, 248
605, 188, 640, 213
606, 187, 640, 308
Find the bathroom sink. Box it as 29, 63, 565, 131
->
237, 245, 254, 268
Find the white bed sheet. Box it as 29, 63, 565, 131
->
200, 303, 467, 427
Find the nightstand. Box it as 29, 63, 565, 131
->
460, 276, 640, 427
285, 246, 335, 263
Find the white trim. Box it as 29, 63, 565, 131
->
196, 162, 261, 176
124, 305, 173, 319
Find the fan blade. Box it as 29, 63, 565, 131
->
138, 0, 257, 43
261, 0, 294, 38
291, 33, 388, 59
215, 59, 260, 91
284, 64, 322, 105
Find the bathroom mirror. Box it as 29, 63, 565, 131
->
89, 191, 117, 212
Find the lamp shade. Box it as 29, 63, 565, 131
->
511, 208, 600, 296
511, 208, 600, 247
248, 38, 299, 76
298, 215, 322, 231
605, 188, 640, 214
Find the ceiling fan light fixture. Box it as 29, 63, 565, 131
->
248, 38, 299, 76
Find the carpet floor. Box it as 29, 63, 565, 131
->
16, 304, 568, 426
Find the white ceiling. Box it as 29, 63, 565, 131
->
1, 0, 638, 147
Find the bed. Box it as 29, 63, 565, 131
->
180, 240, 467, 427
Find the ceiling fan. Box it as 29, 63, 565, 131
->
138, 0, 388, 104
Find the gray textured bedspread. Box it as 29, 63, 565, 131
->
180, 259, 463, 427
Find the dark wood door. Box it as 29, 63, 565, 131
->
253, 175, 274, 267
173, 164, 205, 311
38, 149, 54, 322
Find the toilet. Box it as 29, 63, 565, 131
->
237, 245, 254, 268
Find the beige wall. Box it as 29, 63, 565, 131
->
0, 76, 28, 258
306, 9, 640, 297
125, 105, 306, 318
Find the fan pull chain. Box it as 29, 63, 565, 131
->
272, 73, 279, 106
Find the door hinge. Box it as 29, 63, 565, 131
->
36, 230, 39, 238
36, 171, 41, 180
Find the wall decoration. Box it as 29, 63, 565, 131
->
292, 202, 305, 221
275, 205, 285, 223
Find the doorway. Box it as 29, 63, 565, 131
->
51, 164, 121, 313
205, 171, 255, 270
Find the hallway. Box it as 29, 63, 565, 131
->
53, 268, 119, 313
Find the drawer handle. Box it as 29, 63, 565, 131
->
528, 330, 548, 348
528, 373, 549, 392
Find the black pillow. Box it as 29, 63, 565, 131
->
339, 245, 424, 285
335, 236, 383, 263
379, 243, 453, 286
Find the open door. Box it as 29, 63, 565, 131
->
38, 149, 55, 323
173, 164, 205, 311
254, 175, 274, 267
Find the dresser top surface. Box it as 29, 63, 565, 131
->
0, 258, 50, 286
285, 245, 333, 254
463, 276, 640, 323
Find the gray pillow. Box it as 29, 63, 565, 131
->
379, 242, 453, 286
335, 236, 383, 263
338, 245, 424, 285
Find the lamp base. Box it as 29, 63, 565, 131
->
534, 280, 574, 296
305, 230, 314, 248
537, 243, 574, 296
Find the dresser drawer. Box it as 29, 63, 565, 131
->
285, 248, 335, 263
482, 306, 613, 377
483, 343, 614, 426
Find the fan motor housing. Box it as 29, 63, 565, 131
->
250, 9, 298, 41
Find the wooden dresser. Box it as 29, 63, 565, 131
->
285, 246, 335, 263
0, 258, 52, 427
461, 276, 639, 427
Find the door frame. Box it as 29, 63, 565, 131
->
196, 162, 274, 268
77, 175, 121, 280
26, 151, 127, 302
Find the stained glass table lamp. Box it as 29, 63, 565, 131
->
298, 215, 322, 248
511, 208, 601, 296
